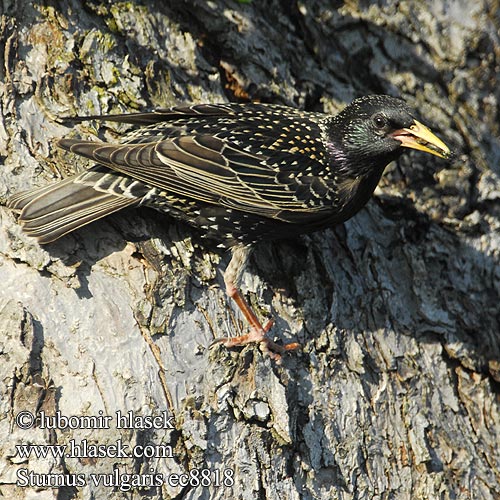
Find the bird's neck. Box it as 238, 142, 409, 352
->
324, 140, 393, 222
324, 140, 391, 180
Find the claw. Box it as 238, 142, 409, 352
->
212, 318, 300, 363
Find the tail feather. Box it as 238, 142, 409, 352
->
7, 176, 138, 243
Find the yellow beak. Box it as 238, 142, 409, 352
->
391, 120, 451, 159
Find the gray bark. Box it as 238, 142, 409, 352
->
0, 1, 499, 499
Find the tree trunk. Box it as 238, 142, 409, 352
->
0, 1, 498, 499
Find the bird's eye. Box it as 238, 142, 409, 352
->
372, 114, 387, 129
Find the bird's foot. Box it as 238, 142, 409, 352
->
220, 265, 300, 362
213, 319, 300, 363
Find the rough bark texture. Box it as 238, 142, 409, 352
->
0, 1, 499, 499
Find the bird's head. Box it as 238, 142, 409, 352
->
327, 95, 450, 175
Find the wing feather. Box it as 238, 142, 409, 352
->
58, 131, 332, 219
60, 103, 243, 125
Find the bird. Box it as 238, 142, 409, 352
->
7, 95, 450, 360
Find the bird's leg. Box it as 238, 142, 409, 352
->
213, 245, 300, 361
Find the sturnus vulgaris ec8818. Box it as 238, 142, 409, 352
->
7, 95, 450, 359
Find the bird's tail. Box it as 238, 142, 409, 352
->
7, 171, 139, 244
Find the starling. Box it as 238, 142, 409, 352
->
7, 95, 450, 360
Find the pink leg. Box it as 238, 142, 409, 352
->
213, 281, 300, 362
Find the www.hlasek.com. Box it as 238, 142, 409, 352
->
14, 410, 234, 491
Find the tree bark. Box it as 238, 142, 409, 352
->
0, 1, 499, 499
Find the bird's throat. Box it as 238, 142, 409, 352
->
335, 163, 387, 222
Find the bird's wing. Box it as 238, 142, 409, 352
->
58, 134, 334, 219
61, 103, 241, 125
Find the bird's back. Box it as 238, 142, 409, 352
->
21, 103, 354, 246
